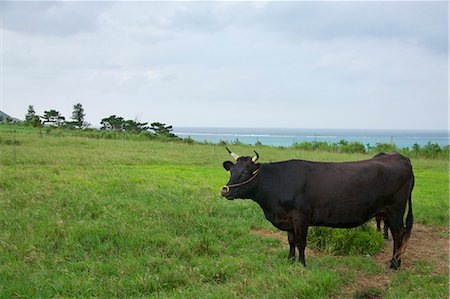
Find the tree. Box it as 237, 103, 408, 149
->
150, 122, 175, 137
43, 109, 65, 126
100, 115, 150, 133
100, 115, 125, 131
25, 105, 42, 127
25, 105, 36, 123
123, 119, 149, 133
71, 103, 87, 129
30, 115, 42, 127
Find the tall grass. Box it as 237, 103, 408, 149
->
308, 225, 384, 255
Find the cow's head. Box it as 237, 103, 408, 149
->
221, 147, 260, 200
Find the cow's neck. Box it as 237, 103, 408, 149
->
246, 164, 290, 226
248, 163, 276, 201
249, 164, 292, 230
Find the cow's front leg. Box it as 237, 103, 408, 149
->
294, 219, 309, 267
287, 231, 295, 261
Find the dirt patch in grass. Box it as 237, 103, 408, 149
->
346, 223, 449, 297
250, 222, 449, 297
372, 223, 449, 273
251, 227, 287, 244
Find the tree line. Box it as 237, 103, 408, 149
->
22, 103, 176, 137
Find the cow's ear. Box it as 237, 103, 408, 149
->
223, 161, 234, 171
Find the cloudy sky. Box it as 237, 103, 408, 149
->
0, 1, 448, 130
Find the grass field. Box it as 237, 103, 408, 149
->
0, 127, 448, 298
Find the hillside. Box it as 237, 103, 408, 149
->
0, 111, 21, 123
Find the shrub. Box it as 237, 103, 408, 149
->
294, 141, 331, 151
369, 143, 397, 154
422, 142, 442, 158
341, 141, 366, 154
183, 136, 196, 144
233, 138, 242, 145
293, 141, 314, 151
400, 142, 448, 159
294, 140, 366, 154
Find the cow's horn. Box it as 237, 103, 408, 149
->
226, 147, 239, 160
252, 151, 259, 162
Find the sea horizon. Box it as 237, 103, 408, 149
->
173, 127, 449, 148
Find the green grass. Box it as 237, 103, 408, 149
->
0, 127, 448, 297
308, 225, 385, 255
386, 260, 449, 298
354, 287, 385, 299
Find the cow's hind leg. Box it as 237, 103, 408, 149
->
287, 231, 295, 261
387, 217, 406, 270
383, 221, 389, 240
376, 215, 382, 232
386, 180, 413, 270
376, 215, 389, 240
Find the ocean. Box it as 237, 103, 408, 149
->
173, 127, 449, 148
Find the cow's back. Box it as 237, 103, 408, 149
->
305, 152, 411, 196
290, 153, 412, 227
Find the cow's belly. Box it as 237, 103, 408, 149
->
313, 219, 369, 228
311, 198, 380, 228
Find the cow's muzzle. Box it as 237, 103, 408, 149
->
221, 185, 230, 196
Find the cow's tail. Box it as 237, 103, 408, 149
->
398, 171, 414, 258
405, 172, 414, 234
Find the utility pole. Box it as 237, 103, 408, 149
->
13, 130, 16, 163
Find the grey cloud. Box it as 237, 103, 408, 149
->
1, 1, 111, 36
242, 2, 447, 53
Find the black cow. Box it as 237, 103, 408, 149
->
221, 148, 414, 269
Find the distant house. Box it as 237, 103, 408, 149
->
0, 111, 21, 123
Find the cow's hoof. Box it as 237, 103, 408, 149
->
389, 258, 400, 270
288, 255, 295, 261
